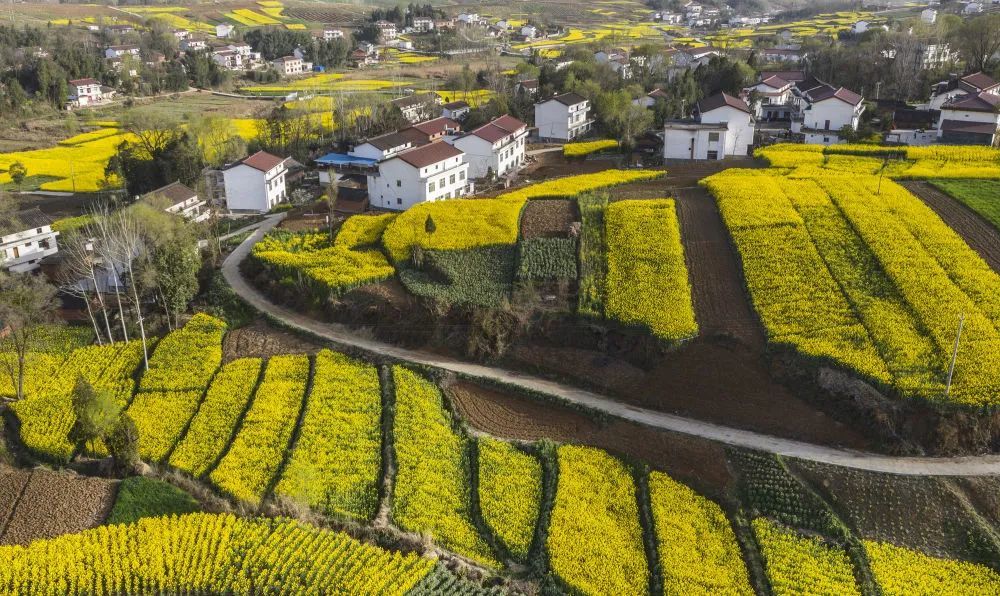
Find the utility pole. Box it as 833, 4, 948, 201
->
945, 313, 965, 398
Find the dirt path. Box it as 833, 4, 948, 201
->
223, 215, 1000, 476
902, 181, 1000, 273
673, 185, 764, 347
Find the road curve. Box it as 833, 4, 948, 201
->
224, 215, 1000, 476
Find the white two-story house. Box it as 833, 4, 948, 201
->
67, 78, 109, 108
663, 92, 755, 160
534, 92, 593, 141
323, 27, 345, 40
798, 84, 865, 144
937, 92, 1000, 146
451, 115, 528, 179
220, 151, 291, 213
927, 72, 1000, 110
0, 209, 59, 273
744, 75, 795, 121
392, 92, 443, 124
104, 45, 140, 60
142, 181, 211, 223
273, 56, 311, 76
368, 142, 471, 210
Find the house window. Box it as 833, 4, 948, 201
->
449, 174, 456, 184
429, 181, 436, 192
36, 228, 42, 234
824, 119, 831, 130
396, 180, 402, 187
460, 171, 466, 180
707, 150, 719, 160
823, 137, 830, 143
708, 132, 720, 142
397, 198, 402, 205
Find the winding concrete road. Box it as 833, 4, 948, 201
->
224, 215, 1000, 476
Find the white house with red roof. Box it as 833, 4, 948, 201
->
367, 141, 471, 210
450, 115, 528, 179
220, 151, 291, 212
798, 83, 865, 144
743, 75, 795, 121
663, 92, 755, 160
927, 72, 1000, 110
937, 92, 1000, 146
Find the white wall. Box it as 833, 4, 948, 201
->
700, 106, 754, 157
938, 108, 1000, 130
0, 227, 59, 273
535, 101, 570, 139
368, 155, 470, 210
453, 133, 526, 178
223, 165, 283, 212
804, 100, 860, 133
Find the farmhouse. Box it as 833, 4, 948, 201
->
442, 100, 471, 121
367, 141, 471, 210
927, 72, 999, 110
0, 208, 59, 273
67, 78, 111, 108
534, 92, 593, 141
743, 75, 795, 121
937, 92, 1000, 146
104, 45, 140, 60
635, 88, 670, 108
663, 92, 755, 160
516, 79, 539, 98
413, 17, 435, 32
450, 115, 528, 179
272, 56, 310, 76
180, 38, 208, 53
141, 182, 211, 223
216, 24, 235, 39
323, 27, 345, 40
392, 92, 442, 124
375, 20, 398, 40
797, 83, 865, 145
216, 151, 291, 213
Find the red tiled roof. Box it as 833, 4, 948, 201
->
465, 115, 527, 143
944, 91, 1000, 113
648, 88, 670, 98
960, 72, 999, 93
759, 75, 791, 89
143, 181, 197, 205
69, 78, 100, 86
392, 141, 463, 168
697, 92, 752, 115
808, 85, 863, 106
240, 150, 287, 172
940, 119, 998, 135
410, 117, 461, 138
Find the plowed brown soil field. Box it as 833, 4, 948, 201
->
0, 470, 116, 546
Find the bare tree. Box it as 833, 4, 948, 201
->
953, 15, 1000, 74
90, 204, 130, 343
111, 209, 150, 371
0, 271, 60, 402
58, 232, 114, 345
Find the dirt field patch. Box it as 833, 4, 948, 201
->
0, 468, 31, 537
519, 199, 579, 239
222, 318, 325, 362
902, 181, 1000, 273
508, 338, 870, 450
1, 471, 116, 546
447, 380, 734, 499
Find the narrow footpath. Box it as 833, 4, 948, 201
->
223, 215, 1000, 476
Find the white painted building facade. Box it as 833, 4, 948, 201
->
663, 93, 755, 160
0, 209, 59, 273
221, 151, 290, 213
451, 115, 528, 179
534, 93, 593, 141
367, 142, 472, 210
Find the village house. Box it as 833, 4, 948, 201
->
921, 8, 937, 24
141, 182, 211, 223
663, 92, 756, 160
375, 20, 398, 40
442, 100, 471, 121
367, 142, 472, 210
392, 92, 442, 124
272, 56, 311, 76
635, 88, 670, 108
413, 17, 435, 32
216, 151, 291, 213
216, 24, 235, 39
937, 92, 1000, 146
323, 27, 345, 40
927, 72, 999, 110
743, 74, 795, 121
180, 37, 208, 53
104, 45, 140, 60
450, 115, 528, 180
349, 49, 377, 67
104, 24, 135, 35
0, 209, 59, 273
173, 29, 190, 40
757, 47, 805, 65
516, 79, 539, 98
796, 82, 865, 144
534, 92, 593, 141
67, 78, 111, 108
916, 43, 956, 70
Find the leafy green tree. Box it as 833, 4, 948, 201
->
8, 161, 26, 189
105, 413, 140, 475
68, 375, 120, 453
